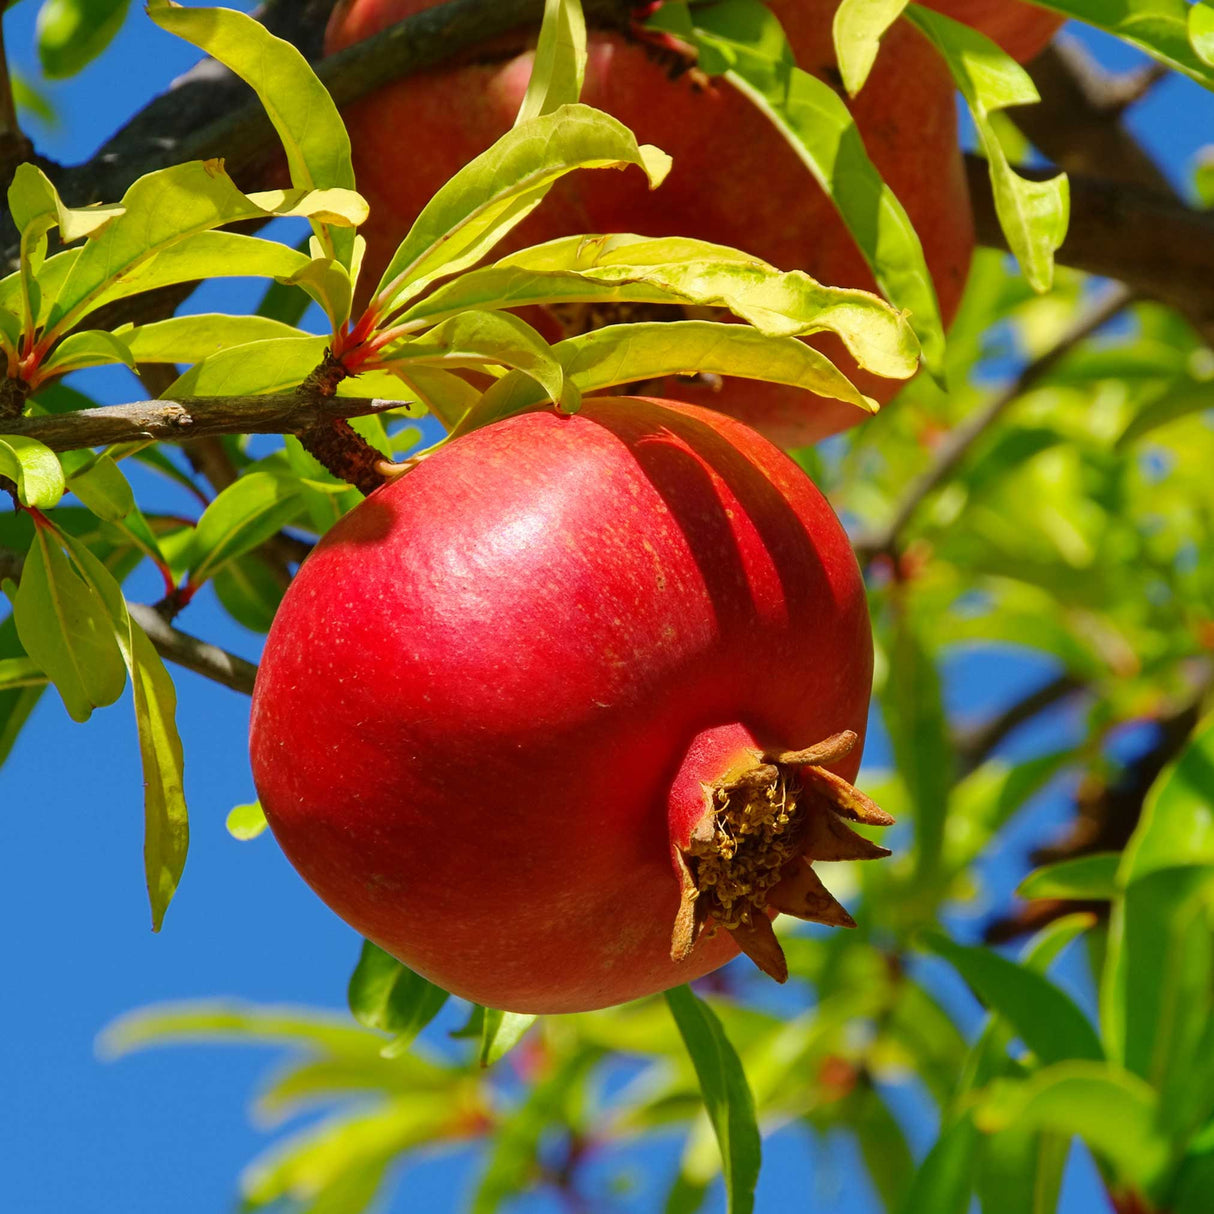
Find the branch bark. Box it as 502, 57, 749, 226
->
0, 391, 411, 452
128, 603, 258, 695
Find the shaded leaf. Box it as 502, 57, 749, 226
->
921, 931, 1103, 1065
36, 0, 130, 79
1017, 853, 1120, 902
347, 940, 449, 1056
665, 986, 760, 1214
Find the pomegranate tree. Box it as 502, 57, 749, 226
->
250, 397, 890, 1013
324, 0, 973, 447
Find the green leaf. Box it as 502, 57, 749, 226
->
226, 800, 268, 841
372, 103, 670, 311
0, 655, 46, 689
60, 530, 188, 930
0, 434, 64, 508
898, 1114, 977, 1214
213, 552, 283, 634
479, 1008, 537, 1068
0, 615, 44, 769
1192, 2, 1214, 66
879, 612, 952, 880
1121, 713, 1214, 882
7, 161, 123, 337
976, 1125, 1068, 1214
66, 452, 136, 521
116, 313, 308, 364
1116, 383, 1214, 448
832, 0, 907, 96
975, 1062, 1170, 1194
43, 162, 359, 339
921, 931, 1103, 1065
185, 471, 304, 587
284, 253, 356, 330
665, 986, 761, 1214
452, 320, 876, 439
384, 309, 571, 410
515, 0, 586, 124
7, 522, 127, 722
416, 232, 920, 379
651, 0, 946, 378
905, 6, 1068, 293
36, 0, 130, 79
1110, 865, 1214, 1118
347, 940, 449, 1056
1025, 0, 1214, 90
1017, 853, 1120, 902
39, 327, 135, 378
148, 0, 358, 267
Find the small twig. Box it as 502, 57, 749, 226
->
955, 672, 1085, 776
855, 285, 1133, 563
0, 391, 412, 453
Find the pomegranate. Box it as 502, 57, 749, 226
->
250, 398, 890, 1013
925, 0, 1064, 62
325, 0, 973, 448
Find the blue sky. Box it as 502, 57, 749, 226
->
2, 5, 1211, 1213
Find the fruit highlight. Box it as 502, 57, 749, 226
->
250, 398, 890, 1012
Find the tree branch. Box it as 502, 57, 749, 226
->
955, 672, 1086, 776
0, 545, 259, 696
0, 391, 411, 452
854, 285, 1133, 563
128, 603, 258, 695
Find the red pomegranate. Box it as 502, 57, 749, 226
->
249, 398, 890, 1013
925, 0, 1064, 62
325, 0, 973, 448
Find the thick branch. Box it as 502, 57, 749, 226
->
855, 285, 1132, 562
0, 392, 409, 453
128, 603, 258, 695
967, 157, 1214, 335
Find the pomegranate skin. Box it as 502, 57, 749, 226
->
250, 398, 873, 1012
924, 0, 1064, 62
324, 0, 972, 447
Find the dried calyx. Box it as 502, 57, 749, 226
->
671, 730, 893, 982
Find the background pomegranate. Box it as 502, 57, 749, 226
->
325, 0, 974, 447
927, 0, 1065, 62
249, 398, 887, 1012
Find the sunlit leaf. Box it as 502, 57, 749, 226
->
0, 434, 64, 508
515, 0, 586, 124
906, 6, 1068, 293
148, 0, 358, 266
975, 1062, 1170, 1194
6, 521, 126, 722
226, 801, 268, 841
479, 1008, 537, 1069
116, 314, 308, 365
832, 0, 907, 96
372, 103, 670, 311
453, 320, 876, 439
649, 0, 946, 377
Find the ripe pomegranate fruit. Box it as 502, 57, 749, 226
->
924, 0, 1064, 63
250, 398, 890, 1013
325, 0, 973, 448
